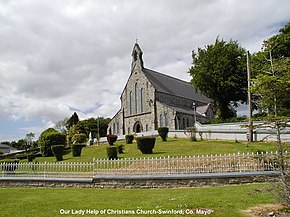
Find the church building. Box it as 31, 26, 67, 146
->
108, 43, 214, 135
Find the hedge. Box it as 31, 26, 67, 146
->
136, 137, 156, 154
51, 145, 65, 161
72, 144, 83, 157
117, 145, 125, 154
106, 146, 118, 160
125, 135, 134, 144
107, 134, 118, 146
27, 154, 35, 162
158, 127, 169, 141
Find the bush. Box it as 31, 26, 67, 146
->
125, 135, 134, 144
107, 134, 118, 146
51, 145, 65, 161
187, 127, 197, 141
106, 146, 118, 160
38, 128, 66, 157
136, 137, 156, 154
117, 145, 125, 154
27, 154, 35, 162
0, 159, 19, 172
72, 144, 83, 157
158, 127, 169, 141
72, 133, 87, 144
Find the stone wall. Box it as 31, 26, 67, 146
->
155, 101, 175, 129
0, 172, 280, 189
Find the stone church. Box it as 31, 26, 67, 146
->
108, 43, 214, 135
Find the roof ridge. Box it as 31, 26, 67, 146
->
143, 67, 192, 85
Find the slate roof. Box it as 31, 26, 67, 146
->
142, 68, 211, 104
0, 143, 24, 155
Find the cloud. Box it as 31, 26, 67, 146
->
0, 0, 290, 140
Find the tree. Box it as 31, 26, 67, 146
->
251, 22, 290, 208
252, 21, 290, 116
263, 21, 290, 59
251, 57, 290, 115
67, 117, 111, 145
38, 128, 66, 157
66, 112, 79, 130
188, 37, 247, 119
25, 132, 35, 151
55, 117, 69, 133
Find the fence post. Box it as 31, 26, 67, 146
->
43, 162, 46, 178
92, 158, 95, 177
167, 156, 171, 175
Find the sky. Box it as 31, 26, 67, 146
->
0, 0, 290, 142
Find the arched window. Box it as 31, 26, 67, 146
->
160, 114, 163, 127
135, 83, 139, 114
187, 119, 189, 127
117, 122, 120, 134
129, 91, 133, 115
182, 118, 185, 129
113, 123, 116, 134
140, 88, 145, 113
165, 113, 169, 127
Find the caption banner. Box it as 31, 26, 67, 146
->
60, 208, 214, 215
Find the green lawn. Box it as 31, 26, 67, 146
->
27, 138, 280, 163
0, 183, 279, 217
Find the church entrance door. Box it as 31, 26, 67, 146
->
133, 121, 143, 133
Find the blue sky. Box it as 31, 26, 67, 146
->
0, 0, 290, 142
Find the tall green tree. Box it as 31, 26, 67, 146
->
188, 37, 247, 119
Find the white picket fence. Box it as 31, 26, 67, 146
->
0, 152, 288, 178
93, 151, 287, 175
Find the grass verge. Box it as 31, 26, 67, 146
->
0, 183, 279, 217
24, 138, 280, 163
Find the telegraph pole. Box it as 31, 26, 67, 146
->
247, 51, 253, 142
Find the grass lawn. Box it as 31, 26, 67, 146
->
0, 183, 279, 217
27, 138, 280, 163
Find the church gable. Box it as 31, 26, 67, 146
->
121, 44, 155, 118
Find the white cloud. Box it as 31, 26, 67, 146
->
0, 0, 290, 140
